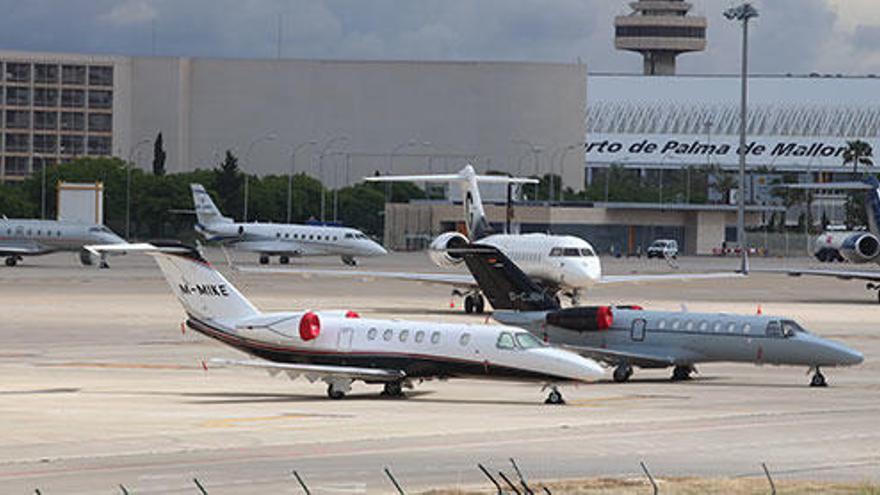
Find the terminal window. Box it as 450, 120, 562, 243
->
33, 134, 57, 154
87, 90, 112, 109
6, 87, 30, 106
5, 133, 30, 152
5, 156, 30, 174
34, 111, 58, 130
5, 63, 31, 83
34, 64, 59, 84
88, 113, 112, 132
88, 66, 113, 86
87, 135, 111, 155
61, 89, 85, 108
60, 112, 85, 131
5, 110, 30, 129
60, 135, 84, 155
34, 87, 59, 107
61, 65, 86, 85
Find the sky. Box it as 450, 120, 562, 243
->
1, 0, 879, 75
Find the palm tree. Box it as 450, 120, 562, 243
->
842, 139, 873, 176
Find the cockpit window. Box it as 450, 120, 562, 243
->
345, 233, 353, 239
496, 332, 516, 350
581, 248, 595, 257
765, 321, 783, 338
549, 247, 563, 257
562, 248, 581, 257
515, 333, 545, 349
550, 247, 591, 257
781, 320, 804, 337
89, 226, 112, 233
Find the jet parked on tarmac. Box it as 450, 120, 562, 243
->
241, 165, 737, 313
86, 242, 604, 403
191, 184, 387, 266
0, 218, 124, 267
459, 244, 863, 386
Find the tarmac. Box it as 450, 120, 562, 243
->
0, 249, 878, 493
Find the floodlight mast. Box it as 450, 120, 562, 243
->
724, 2, 758, 251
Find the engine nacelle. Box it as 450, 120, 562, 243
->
546, 306, 613, 332
428, 231, 470, 267
840, 233, 880, 264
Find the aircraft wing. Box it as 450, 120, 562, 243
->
600, 272, 744, 284
752, 267, 880, 282
559, 344, 681, 368
236, 266, 477, 288
209, 358, 405, 382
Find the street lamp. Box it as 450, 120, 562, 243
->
126, 137, 152, 240
243, 132, 277, 222
319, 136, 349, 222
556, 143, 581, 202
724, 2, 758, 250
287, 139, 317, 223
513, 138, 543, 200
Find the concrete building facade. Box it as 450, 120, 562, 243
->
0, 50, 587, 192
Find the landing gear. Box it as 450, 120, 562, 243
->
327, 383, 347, 399
544, 387, 565, 405
810, 367, 828, 387
99, 257, 110, 269
671, 365, 694, 381
259, 255, 270, 265
565, 290, 582, 306
341, 255, 357, 267
463, 293, 486, 314
613, 364, 633, 383
5, 256, 18, 267
381, 381, 405, 398
279, 255, 290, 264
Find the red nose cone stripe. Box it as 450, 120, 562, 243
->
595, 306, 613, 330
345, 310, 360, 318
299, 311, 321, 341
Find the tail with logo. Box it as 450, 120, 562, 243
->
191, 184, 233, 228
86, 242, 258, 322
364, 164, 536, 240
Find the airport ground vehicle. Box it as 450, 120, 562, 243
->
646, 239, 678, 259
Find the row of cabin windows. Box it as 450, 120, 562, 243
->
367, 327, 459, 346
6, 228, 63, 237
651, 318, 804, 337
512, 247, 596, 261
345, 233, 369, 239
275, 231, 339, 242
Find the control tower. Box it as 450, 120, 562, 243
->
614, 1, 707, 75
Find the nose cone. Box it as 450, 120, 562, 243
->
365, 240, 388, 256
812, 336, 864, 367
570, 259, 602, 288
838, 346, 864, 366
541, 348, 604, 381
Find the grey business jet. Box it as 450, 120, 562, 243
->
0, 218, 124, 267
459, 244, 864, 387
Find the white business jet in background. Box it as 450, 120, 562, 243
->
86, 241, 603, 404
191, 184, 387, 266
240, 165, 741, 313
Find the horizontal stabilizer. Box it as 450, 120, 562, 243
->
209, 358, 405, 381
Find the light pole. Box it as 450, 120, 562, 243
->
126, 137, 151, 240
725, 2, 758, 250
319, 136, 349, 222
513, 139, 544, 200
243, 132, 277, 222
557, 143, 580, 202
287, 140, 317, 223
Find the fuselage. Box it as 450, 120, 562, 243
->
498, 308, 863, 369
197, 222, 387, 258
479, 233, 602, 292
186, 310, 602, 383
0, 219, 124, 255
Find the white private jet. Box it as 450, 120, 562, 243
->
239, 165, 741, 313
191, 184, 387, 266
86, 242, 603, 404
0, 218, 124, 267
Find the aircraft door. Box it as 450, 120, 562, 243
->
631, 319, 646, 342
337, 327, 354, 351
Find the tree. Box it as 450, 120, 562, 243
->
214, 150, 242, 218
842, 139, 873, 176
152, 132, 167, 176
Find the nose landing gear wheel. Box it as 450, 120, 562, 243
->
341, 255, 357, 266
464, 295, 474, 314
613, 364, 633, 383
810, 368, 827, 387
259, 255, 270, 265
544, 388, 565, 405
279, 255, 289, 264
5, 256, 17, 267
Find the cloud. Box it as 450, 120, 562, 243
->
98, 1, 158, 27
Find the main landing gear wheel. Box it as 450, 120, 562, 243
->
810, 368, 828, 387
259, 255, 270, 265
381, 381, 405, 398
544, 388, 565, 405
341, 255, 357, 267
327, 384, 347, 399
671, 365, 694, 382
613, 364, 633, 383
279, 255, 290, 264
464, 294, 485, 314
5, 256, 17, 267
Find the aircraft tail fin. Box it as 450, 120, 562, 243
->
863, 176, 880, 235
458, 243, 560, 311
86, 242, 259, 322
365, 164, 536, 240
191, 184, 233, 227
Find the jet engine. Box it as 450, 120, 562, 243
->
839, 232, 880, 264
79, 248, 95, 266
428, 231, 470, 267
546, 306, 613, 332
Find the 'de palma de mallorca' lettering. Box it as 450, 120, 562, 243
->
586, 139, 850, 159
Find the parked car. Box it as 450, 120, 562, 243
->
646, 239, 678, 259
